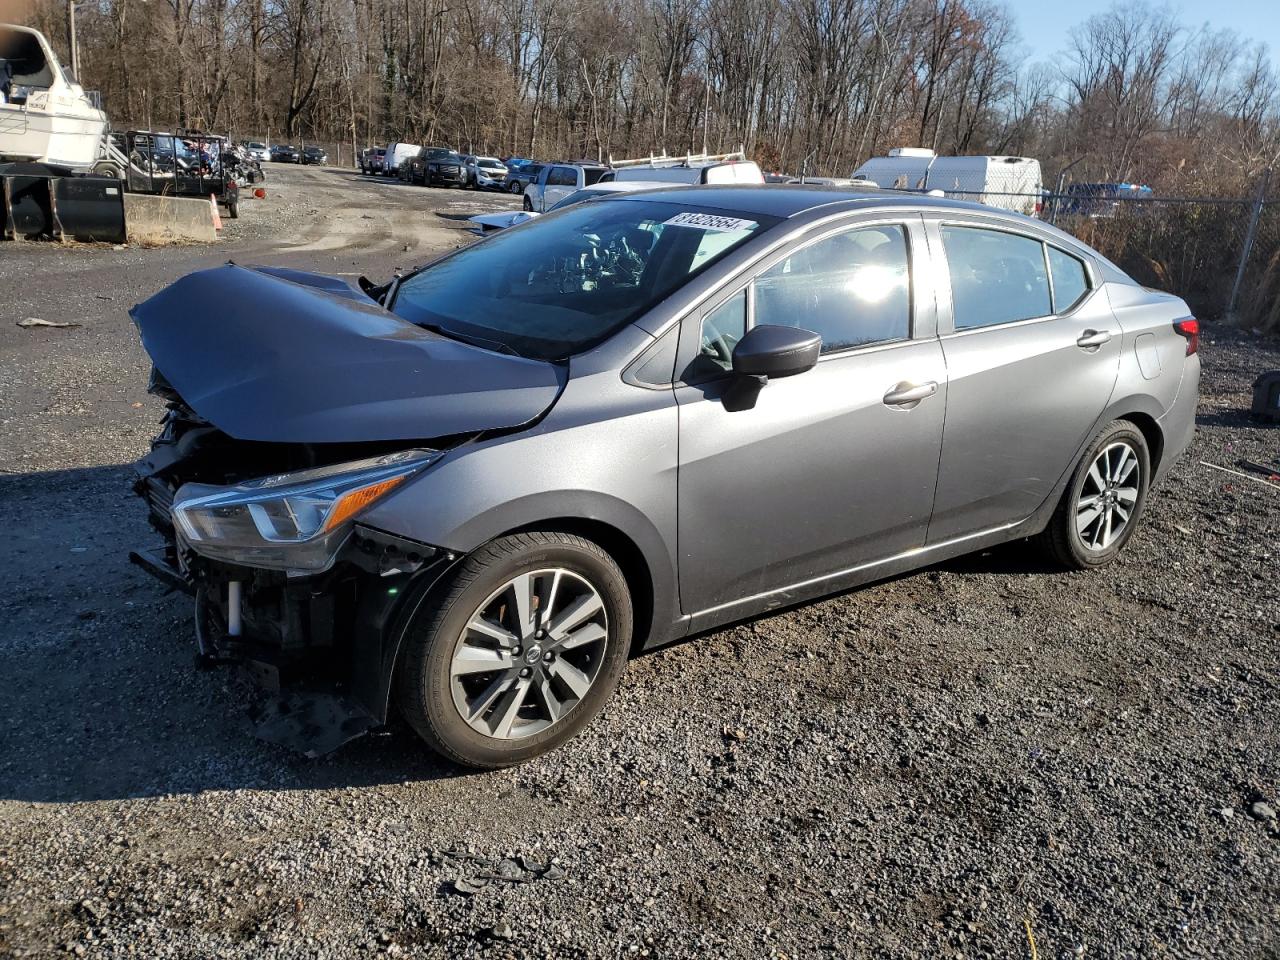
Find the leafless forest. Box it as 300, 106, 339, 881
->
14, 0, 1280, 186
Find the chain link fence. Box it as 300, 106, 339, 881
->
919, 172, 1278, 330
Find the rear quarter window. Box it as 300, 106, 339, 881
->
1047, 246, 1091, 312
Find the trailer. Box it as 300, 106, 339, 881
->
852, 148, 1044, 216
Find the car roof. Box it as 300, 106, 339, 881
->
603, 183, 1131, 280
603, 183, 1002, 218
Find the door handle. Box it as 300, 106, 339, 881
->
883, 380, 938, 408
1076, 329, 1112, 349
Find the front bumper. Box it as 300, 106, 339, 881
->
429, 168, 466, 185
134, 458, 458, 753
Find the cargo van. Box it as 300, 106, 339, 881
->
599, 150, 764, 186
852, 148, 1043, 216
382, 142, 422, 178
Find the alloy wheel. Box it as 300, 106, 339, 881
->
449, 568, 609, 740
1075, 441, 1141, 550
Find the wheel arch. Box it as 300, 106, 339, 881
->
1115, 411, 1164, 476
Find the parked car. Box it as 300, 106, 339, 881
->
383, 142, 422, 178
523, 162, 610, 211
469, 181, 664, 233
243, 141, 270, 163
129, 186, 1200, 768
301, 146, 328, 166
1059, 182, 1154, 218
360, 147, 386, 175
465, 155, 509, 189
504, 162, 544, 195
407, 147, 467, 187
599, 150, 764, 187
852, 148, 1044, 216
270, 144, 300, 163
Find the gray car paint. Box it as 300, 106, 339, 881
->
362, 188, 1198, 652
130, 263, 566, 444
148, 187, 1198, 656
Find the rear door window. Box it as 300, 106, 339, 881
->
940, 226, 1051, 329
549, 166, 577, 186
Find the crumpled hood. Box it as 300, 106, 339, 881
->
130, 263, 565, 443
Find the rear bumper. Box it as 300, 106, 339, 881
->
1155, 355, 1200, 485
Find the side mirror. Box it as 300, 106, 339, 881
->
731, 324, 822, 380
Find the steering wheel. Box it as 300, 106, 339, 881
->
701, 328, 738, 367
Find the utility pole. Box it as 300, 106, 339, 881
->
66, 0, 80, 79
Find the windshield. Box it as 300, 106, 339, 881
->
478, 158, 504, 168
392, 200, 776, 360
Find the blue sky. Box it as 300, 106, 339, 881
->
1012, 0, 1278, 65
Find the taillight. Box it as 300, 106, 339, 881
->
1173, 317, 1199, 355
1034, 201, 1043, 214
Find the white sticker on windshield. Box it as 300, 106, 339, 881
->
663, 212, 758, 232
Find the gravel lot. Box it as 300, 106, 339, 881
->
1, 165, 1277, 959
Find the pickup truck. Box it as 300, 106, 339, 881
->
522, 162, 610, 212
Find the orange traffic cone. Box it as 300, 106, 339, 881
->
210, 194, 223, 231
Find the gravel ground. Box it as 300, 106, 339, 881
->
0, 166, 1277, 959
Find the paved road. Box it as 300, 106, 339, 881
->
0, 167, 1277, 958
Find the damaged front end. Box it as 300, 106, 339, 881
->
132, 382, 458, 755
125, 263, 566, 756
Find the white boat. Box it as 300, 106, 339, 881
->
0, 23, 109, 171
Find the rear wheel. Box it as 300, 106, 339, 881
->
522, 194, 534, 212
509, 180, 523, 195
1037, 419, 1150, 569
226, 198, 239, 219
397, 531, 632, 768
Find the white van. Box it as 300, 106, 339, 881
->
852, 148, 1043, 216
382, 142, 422, 178
600, 150, 764, 186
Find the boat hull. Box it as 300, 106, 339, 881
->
0, 95, 108, 170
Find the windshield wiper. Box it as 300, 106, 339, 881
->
414, 321, 524, 358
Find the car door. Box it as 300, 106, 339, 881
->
923, 216, 1121, 542
675, 216, 948, 617
542, 166, 578, 210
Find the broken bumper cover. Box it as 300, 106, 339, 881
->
130, 520, 457, 756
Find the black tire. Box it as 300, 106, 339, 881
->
396, 531, 632, 768
1036, 419, 1150, 569
522, 194, 534, 212
509, 180, 523, 195
226, 199, 239, 220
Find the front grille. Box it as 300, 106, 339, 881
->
145, 476, 176, 528
441, 165, 460, 175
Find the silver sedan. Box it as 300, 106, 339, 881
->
131, 186, 1200, 767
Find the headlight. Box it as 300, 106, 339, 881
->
171, 449, 438, 572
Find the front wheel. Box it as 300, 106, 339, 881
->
397, 531, 632, 768
1037, 420, 1150, 569
509, 180, 523, 195
225, 198, 239, 219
